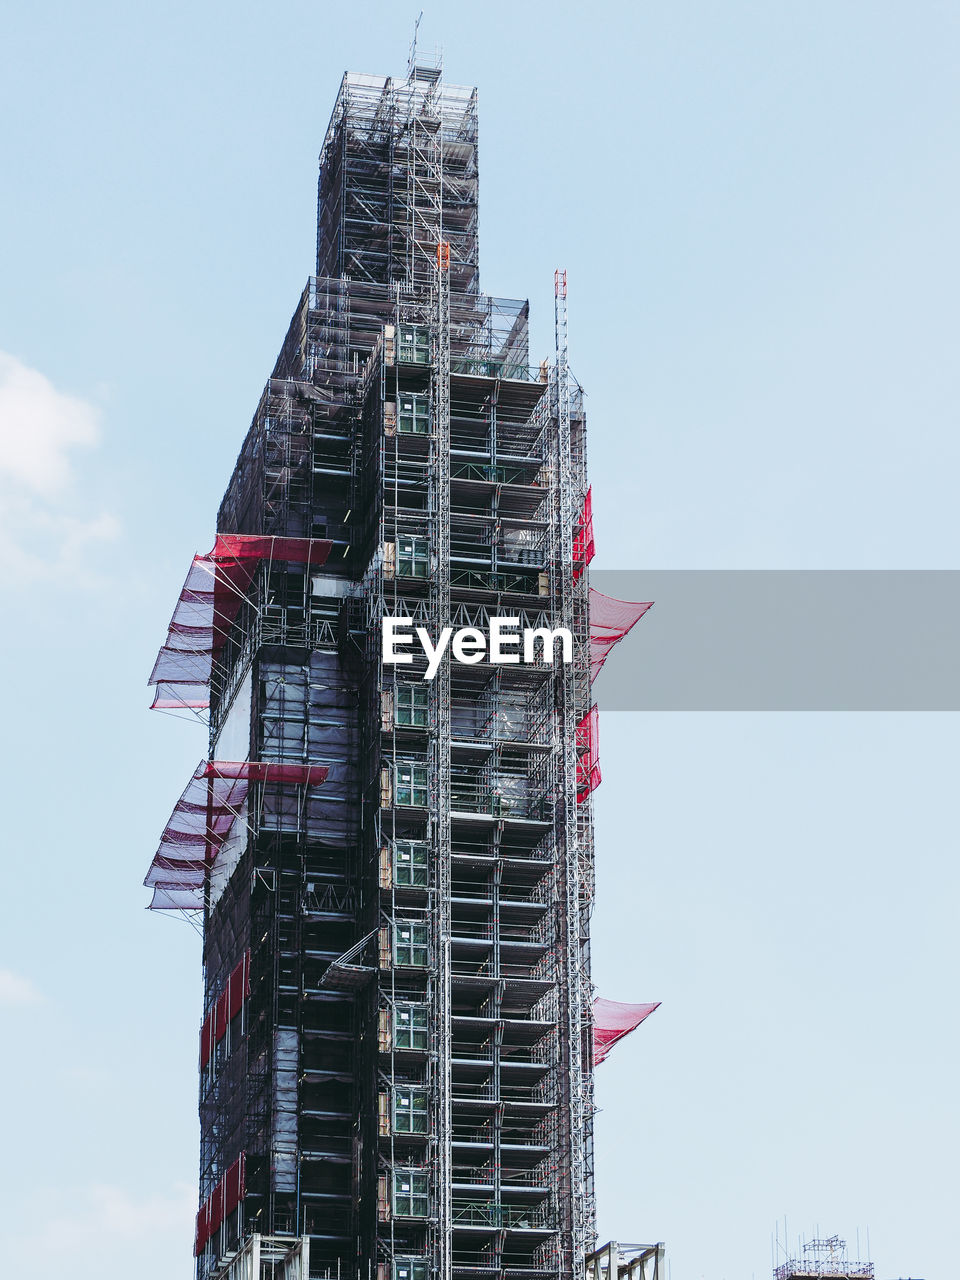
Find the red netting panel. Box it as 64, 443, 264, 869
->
151, 683, 213, 710
592, 997, 661, 1064
194, 1207, 208, 1256
143, 763, 249, 908
146, 761, 330, 910
589, 588, 653, 681
147, 556, 236, 708
199, 1009, 215, 1071
149, 536, 333, 710
200, 951, 252, 1069
573, 487, 595, 580
213, 989, 229, 1040
147, 885, 205, 911
576, 705, 601, 801
203, 761, 330, 785
224, 1153, 246, 1217
194, 1153, 246, 1256
146, 861, 205, 891
147, 558, 218, 699
212, 534, 331, 565
227, 950, 252, 1014
145, 765, 248, 857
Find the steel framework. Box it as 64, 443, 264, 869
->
148, 57, 646, 1280
585, 1242, 665, 1280
775, 1237, 875, 1280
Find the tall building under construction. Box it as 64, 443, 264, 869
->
145, 57, 657, 1280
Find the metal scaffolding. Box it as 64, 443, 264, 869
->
775, 1237, 875, 1280
585, 1242, 665, 1280
143, 56, 657, 1280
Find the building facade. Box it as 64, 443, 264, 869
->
147, 62, 600, 1280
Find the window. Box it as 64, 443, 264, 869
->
393, 1169, 429, 1217
393, 1087, 429, 1134
397, 536, 429, 578
398, 327, 431, 365
394, 1002, 429, 1050
394, 921, 429, 967
394, 1261, 428, 1280
395, 684, 429, 728
395, 762, 428, 807
398, 394, 430, 435
393, 840, 429, 887
260, 665, 307, 762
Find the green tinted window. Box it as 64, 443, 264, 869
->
394, 1002, 429, 1049
394, 840, 429, 886
393, 1087, 429, 1134
394, 922, 429, 967
393, 1169, 429, 1216
396, 684, 428, 727
398, 394, 430, 434
394, 1262, 428, 1280
397, 536, 429, 578
395, 762, 428, 807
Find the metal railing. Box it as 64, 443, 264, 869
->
452, 1200, 552, 1229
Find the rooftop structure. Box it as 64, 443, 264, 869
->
776, 1236, 875, 1280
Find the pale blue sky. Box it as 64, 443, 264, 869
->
0, 3, 956, 1278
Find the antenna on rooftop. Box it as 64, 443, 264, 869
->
774, 1230, 874, 1280
407, 11, 424, 78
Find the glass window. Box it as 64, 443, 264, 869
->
398, 394, 430, 434
394, 1002, 429, 1050
393, 1087, 429, 1134
393, 840, 429, 887
395, 762, 428, 807
259, 665, 308, 762
395, 684, 429, 728
398, 327, 431, 365
393, 1169, 429, 1217
397, 536, 429, 578
394, 1263, 428, 1280
394, 921, 429, 967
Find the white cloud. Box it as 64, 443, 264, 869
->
0, 968, 43, 1006
0, 351, 119, 581
0, 352, 100, 494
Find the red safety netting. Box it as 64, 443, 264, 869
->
204, 761, 329, 785
589, 588, 653, 681
145, 760, 330, 911
195, 1153, 245, 1255
592, 997, 661, 1065
200, 950, 252, 1070
143, 763, 248, 910
576, 705, 601, 801
149, 535, 333, 710
573, 487, 595, 580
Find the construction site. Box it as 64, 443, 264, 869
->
774, 1236, 876, 1280
144, 55, 661, 1280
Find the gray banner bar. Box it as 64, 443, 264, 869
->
591, 571, 960, 710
